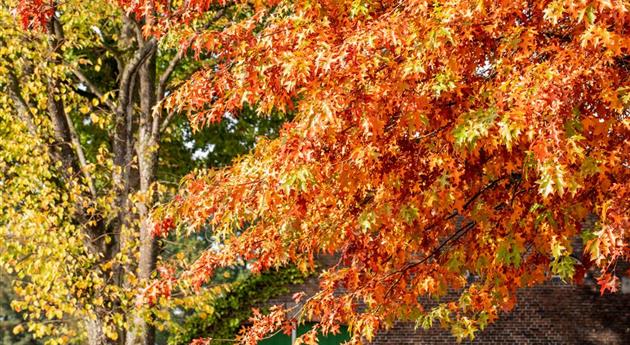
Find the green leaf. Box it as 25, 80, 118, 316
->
586, 5, 596, 25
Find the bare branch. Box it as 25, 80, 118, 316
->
159, 108, 177, 132
156, 9, 226, 133
70, 66, 117, 111
125, 14, 145, 46
5, 71, 38, 137
156, 7, 225, 99
462, 175, 509, 210
117, 38, 157, 114
41, 15, 100, 200
156, 48, 186, 99
102, 43, 125, 76
64, 110, 99, 198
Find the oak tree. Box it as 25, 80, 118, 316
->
143, 0, 629, 344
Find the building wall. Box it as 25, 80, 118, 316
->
269, 278, 630, 345
371, 280, 630, 345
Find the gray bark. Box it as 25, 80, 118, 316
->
124, 40, 159, 345
39, 11, 162, 345
86, 318, 117, 345
8, 5, 192, 344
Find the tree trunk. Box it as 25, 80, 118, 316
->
123, 218, 158, 345
86, 317, 117, 345
125, 46, 159, 345
9, 7, 175, 345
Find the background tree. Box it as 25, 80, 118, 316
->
1, 1, 284, 344
1, 271, 44, 345
144, 0, 629, 344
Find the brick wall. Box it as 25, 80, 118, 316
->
269, 278, 630, 344
371, 280, 630, 345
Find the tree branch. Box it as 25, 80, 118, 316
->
102, 43, 124, 77
157, 49, 186, 98
158, 109, 177, 132
156, 9, 226, 133
39, 10, 104, 255
45, 16, 83, 175
381, 220, 477, 300
117, 38, 157, 115
43, 15, 98, 200
70, 66, 117, 111
5, 70, 38, 137
156, 8, 225, 98
380, 174, 512, 290
462, 175, 509, 210
64, 109, 98, 198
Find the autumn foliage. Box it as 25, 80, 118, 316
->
131, 0, 630, 343
16, 0, 630, 344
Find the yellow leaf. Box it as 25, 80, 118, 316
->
13, 324, 24, 335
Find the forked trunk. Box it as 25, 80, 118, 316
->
124, 46, 159, 345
